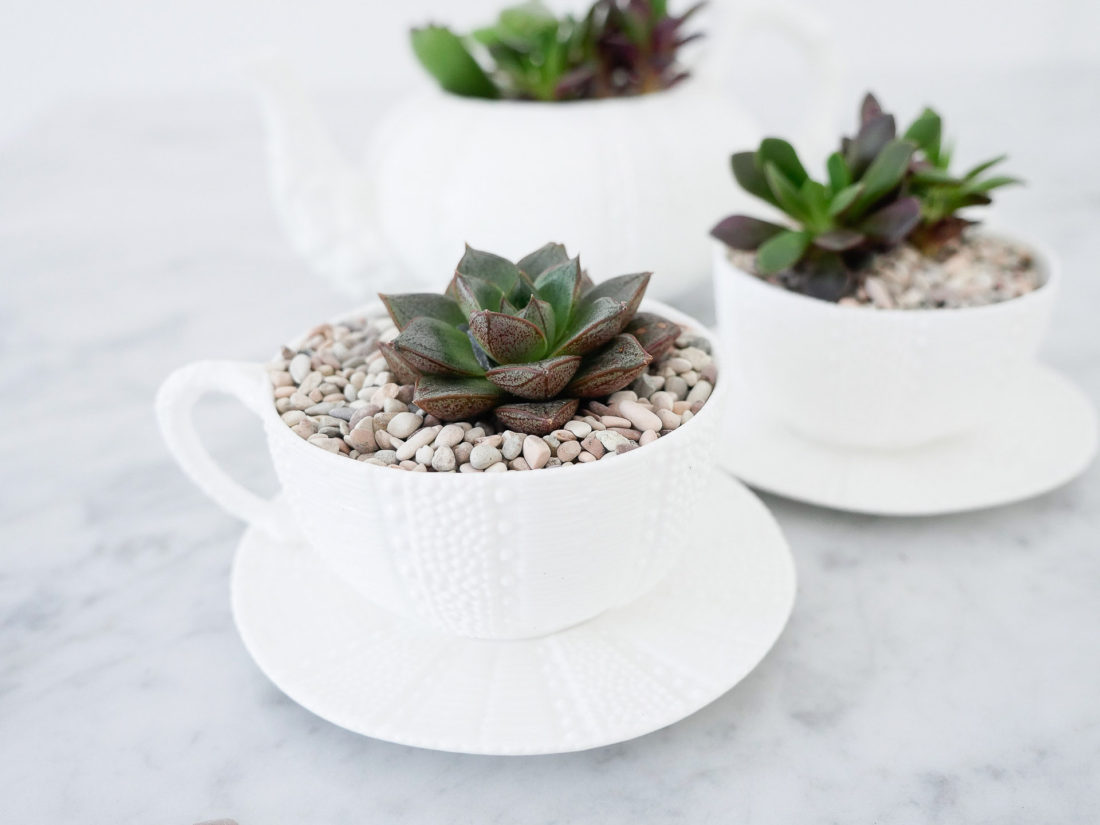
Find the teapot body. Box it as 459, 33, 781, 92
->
368, 84, 761, 296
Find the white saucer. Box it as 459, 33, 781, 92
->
230, 471, 795, 755
719, 365, 1097, 516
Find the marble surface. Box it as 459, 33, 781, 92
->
2, 66, 1099, 823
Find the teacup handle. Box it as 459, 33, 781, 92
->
156, 360, 292, 538
706, 2, 842, 156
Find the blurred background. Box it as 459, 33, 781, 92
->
3, 0, 1100, 143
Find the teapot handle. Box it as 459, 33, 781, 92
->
705, 2, 841, 154
156, 360, 295, 539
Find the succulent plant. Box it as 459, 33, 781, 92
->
710, 104, 922, 300
710, 92, 1019, 300
899, 100, 1021, 253
410, 0, 702, 102
379, 244, 676, 435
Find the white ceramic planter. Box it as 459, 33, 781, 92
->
157, 301, 724, 641
253, 6, 839, 300
712, 235, 1058, 449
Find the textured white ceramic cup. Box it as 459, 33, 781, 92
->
712, 235, 1058, 449
157, 301, 723, 640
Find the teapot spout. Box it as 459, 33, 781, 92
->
252, 57, 382, 297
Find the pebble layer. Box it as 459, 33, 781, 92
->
731, 232, 1042, 309
267, 315, 717, 472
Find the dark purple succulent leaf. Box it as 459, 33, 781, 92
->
468, 310, 547, 364
848, 139, 915, 218
451, 273, 505, 319
393, 317, 485, 377
456, 244, 522, 292
846, 114, 897, 178
379, 293, 466, 332
565, 333, 653, 398
859, 197, 921, 244
801, 251, 854, 302
709, 215, 787, 250
519, 296, 557, 344
731, 151, 777, 207
582, 272, 650, 317
486, 355, 582, 400
534, 257, 582, 332
758, 137, 809, 185
516, 242, 569, 279
378, 341, 422, 385
860, 92, 883, 125
624, 312, 679, 360
494, 398, 580, 436
813, 229, 867, 251
414, 375, 504, 421
554, 296, 631, 357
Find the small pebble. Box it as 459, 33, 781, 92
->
387, 412, 423, 438
470, 442, 502, 470
523, 435, 551, 469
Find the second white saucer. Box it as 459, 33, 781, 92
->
719, 365, 1097, 516
231, 470, 796, 755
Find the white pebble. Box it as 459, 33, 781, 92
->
523, 435, 551, 469
470, 442, 502, 470
617, 400, 662, 432
432, 445, 456, 472
564, 420, 592, 439
387, 411, 423, 438
434, 424, 465, 448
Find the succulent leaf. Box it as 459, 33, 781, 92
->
846, 113, 896, 178
859, 197, 921, 244
517, 242, 569, 278
582, 272, 650, 318
847, 139, 915, 218
709, 215, 788, 250
519, 295, 557, 344
827, 183, 864, 217
485, 355, 581, 400
813, 229, 866, 252
494, 398, 579, 436
554, 296, 631, 356
903, 107, 942, 162
625, 312, 679, 360
758, 138, 809, 186
468, 310, 547, 364
456, 245, 523, 293
452, 273, 506, 318
565, 334, 653, 397
393, 317, 485, 377
826, 152, 852, 195
535, 257, 582, 332
380, 293, 466, 331
756, 230, 811, 275
379, 341, 422, 385
410, 26, 499, 99
731, 151, 778, 207
764, 163, 812, 225
414, 375, 504, 420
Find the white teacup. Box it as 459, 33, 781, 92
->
712, 234, 1057, 450
157, 301, 723, 640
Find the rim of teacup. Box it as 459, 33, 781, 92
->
261, 298, 724, 482
712, 228, 1059, 319
417, 75, 700, 112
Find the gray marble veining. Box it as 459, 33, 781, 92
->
1, 66, 1098, 824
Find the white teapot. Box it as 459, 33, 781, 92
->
254, 5, 839, 300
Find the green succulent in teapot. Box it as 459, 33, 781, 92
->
380, 244, 678, 435
410, 0, 704, 102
